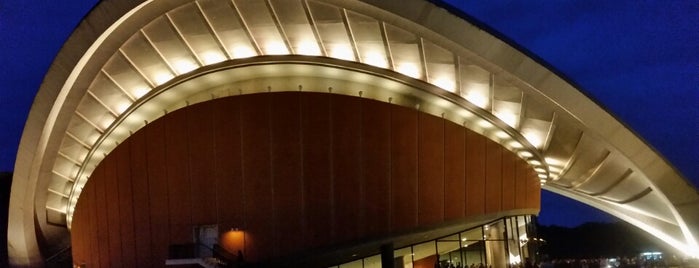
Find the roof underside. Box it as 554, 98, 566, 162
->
9, 0, 699, 264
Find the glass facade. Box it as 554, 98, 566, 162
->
329, 215, 537, 268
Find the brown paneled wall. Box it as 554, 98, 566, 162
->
70, 92, 540, 266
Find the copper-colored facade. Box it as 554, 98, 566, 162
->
70, 92, 539, 265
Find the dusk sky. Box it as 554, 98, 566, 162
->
0, 1, 697, 227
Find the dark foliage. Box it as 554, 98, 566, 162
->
538, 221, 666, 259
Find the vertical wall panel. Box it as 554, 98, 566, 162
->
87, 181, 100, 267
270, 92, 304, 257
465, 130, 486, 216
130, 130, 153, 266
361, 99, 391, 236
526, 168, 540, 209
70, 92, 541, 266
187, 103, 217, 226
331, 95, 363, 242
240, 94, 274, 260
515, 159, 528, 209
93, 160, 110, 268
485, 139, 502, 214
213, 97, 244, 229
165, 110, 193, 244
301, 93, 333, 247
391, 105, 418, 230
417, 112, 444, 225
146, 118, 170, 262
443, 121, 465, 220
116, 143, 136, 267
501, 151, 516, 211
71, 184, 88, 265
70, 202, 83, 264
104, 153, 123, 266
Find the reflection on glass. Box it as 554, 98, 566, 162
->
330, 216, 535, 268
363, 254, 381, 268
394, 247, 414, 268
413, 241, 436, 267
438, 234, 462, 267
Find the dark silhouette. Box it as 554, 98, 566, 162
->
537, 222, 665, 259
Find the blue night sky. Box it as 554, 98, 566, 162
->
0, 1, 697, 227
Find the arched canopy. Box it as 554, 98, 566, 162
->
9, 0, 699, 265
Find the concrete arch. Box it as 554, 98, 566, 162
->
8, 0, 699, 265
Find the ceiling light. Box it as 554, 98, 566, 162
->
518, 151, 533, 158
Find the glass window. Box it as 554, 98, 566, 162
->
506, 217, 522, 266
363, 254, 382, 268
438, 234, 462, 267
413, 241, 436, 267
332, 215, 536, 268
394, 247, 413, 268
461, 228, 486, 267
484, 220, 505, 240
339, 259, 363, 268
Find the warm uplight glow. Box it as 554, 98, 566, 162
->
523, 130, 543, 148
396, 62, 420, 78
465, 91, 488, 108
265, 42, 288, 55
621, 215, 699, 258
495, 131, 509, 139
201, 51, 226, 65
534, 167, 546, 173
509, 141, 523, 149
494, 111, 517, 127
518, 151, 533, 158
173, 59, 198, 74
133, 87, 150, 98
548, 165, 562, 173
433, 76, 455, 92
153, 72, 174, 85
330, 45, 354, 61
478, 120, 493, 129
296, 41, 321, 56
459, 109, 473, 118
363, 51, 387, 68
538, 174, 547, 179
529, 160, 542, 166
545, 157, 566, 167
221, 229, 246, 256
232, 45, 256, 58
116, 102, 131, 114
509, 253, 521, 265
100, 118, 114, 130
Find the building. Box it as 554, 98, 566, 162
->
7, 0, 699, 266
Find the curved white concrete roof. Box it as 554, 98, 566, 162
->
9, 0, 699, 265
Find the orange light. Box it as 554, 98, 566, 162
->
221, 228, 245, 256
